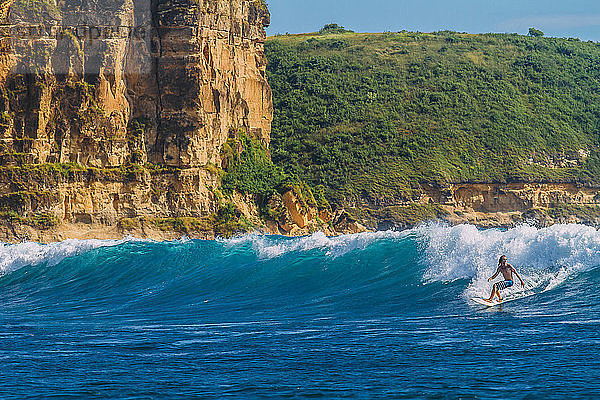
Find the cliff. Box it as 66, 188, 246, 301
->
0, 0, 280, 241
353, 183, 600, 230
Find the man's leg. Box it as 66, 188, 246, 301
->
487, 285, 498, 302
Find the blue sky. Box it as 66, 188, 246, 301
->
265, 0, 600, 41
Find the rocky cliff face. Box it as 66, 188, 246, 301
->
356, 183, 600, 231
0, 0, 277, 241
432, 183, 600, 227
0, 0, 272, 166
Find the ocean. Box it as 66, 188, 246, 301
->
1, 223, 599, 399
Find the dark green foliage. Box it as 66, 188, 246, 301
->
266, 31, 600, 209
213, 203, 249, 237
127, 117, 150, 164
319, 24, 353, 35
354, 204, 449, 227
10, 0, 61, 21
221, 133, 288, 198
216, 203, 238, 221
152, 217, 210, 233
546, 205, 600, 222
221, 132, 328, 218
313, 184, 330, 210
529, 28, 544, 37
150, 206, 251, 237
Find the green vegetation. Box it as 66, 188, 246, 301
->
0, 210, 58, 229
221, 132, 288, 198
118, 218, 139, 231
0, 190, 58, 211
128, 118, 150, 164
221, 131, 328, 215
0, 162, 181, 185
250, 0, 268, 13
149, 203, 252, 237
529, 28, 544, 37
266, 29, 600, 210
546, 204, 600, 222
10, 0, 61, 21
352, 204, 449, 227
319, 24, 354, 35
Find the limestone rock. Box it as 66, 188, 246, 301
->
331, 209, 368, 235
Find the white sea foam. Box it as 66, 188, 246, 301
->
0, 237, 137, 274
417, 223, 600, 298
222, 230, 410, 259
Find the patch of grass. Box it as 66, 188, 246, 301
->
546, 205, 600, 221
150, 203, 252, 238
0, 210, 59, 229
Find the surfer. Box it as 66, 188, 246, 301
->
486, 255, 524, 302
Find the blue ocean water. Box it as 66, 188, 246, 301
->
1, 223, 600, 399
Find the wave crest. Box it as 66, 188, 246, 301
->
0, 237, 139, 274
418, 223, 600, 298
222, 230, 410, 259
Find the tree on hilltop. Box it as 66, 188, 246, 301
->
319, 24, 353, 35
528, 27, 544, 37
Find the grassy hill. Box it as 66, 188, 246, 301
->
265, 30, 600, 209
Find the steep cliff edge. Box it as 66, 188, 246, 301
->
0, 0, 283, 242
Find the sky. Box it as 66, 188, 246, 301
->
265, 0, 600, 42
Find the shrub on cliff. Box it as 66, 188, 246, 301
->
221, 133, 287, 198
528, 27, 544, 37
221, 132, 329, 218
254, 0, 268, 13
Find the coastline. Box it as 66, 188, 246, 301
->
1, 206, 598, 244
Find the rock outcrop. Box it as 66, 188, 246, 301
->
354, 182, 600, 230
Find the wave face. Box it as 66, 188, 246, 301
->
2, 224, 600, 398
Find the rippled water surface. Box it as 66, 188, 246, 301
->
1, 224, 600, 398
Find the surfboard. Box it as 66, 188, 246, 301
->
472, 291, 535, 307
472, 297, 516, 307
472, 297, 501, 306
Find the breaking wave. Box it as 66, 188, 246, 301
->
1, 223, 598, 315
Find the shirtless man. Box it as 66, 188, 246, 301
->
486, 255, 525, 302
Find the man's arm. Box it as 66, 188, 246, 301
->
488, 267, 500, 282
509, 264, 525, 287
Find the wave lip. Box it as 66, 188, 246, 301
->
222, 230, 411, 259
0, 237, 139, 274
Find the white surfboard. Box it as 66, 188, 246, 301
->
471, 296, 518, 307
472, 297, 501, 306
472, 292, 536, 306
